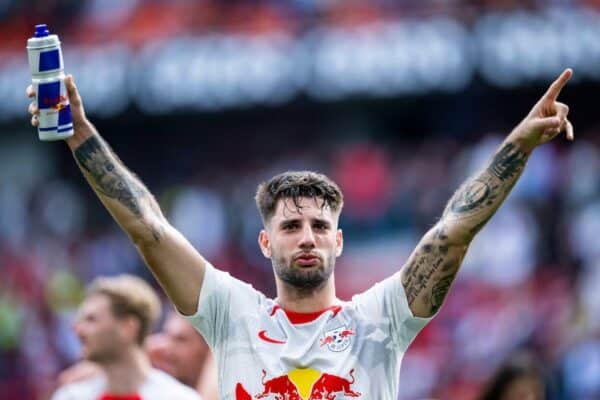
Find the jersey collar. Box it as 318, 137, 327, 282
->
270, 304, 342, 324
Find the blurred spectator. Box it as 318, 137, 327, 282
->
58, 311, 218, 400
146, 312, 218, 400
49, 275, 201, 400
478, 351, 545, 400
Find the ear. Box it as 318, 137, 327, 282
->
335, 229, 344, 257
119, 316, 141, 344
258, 229, 271, 258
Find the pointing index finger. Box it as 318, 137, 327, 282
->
543, 68, 572, 102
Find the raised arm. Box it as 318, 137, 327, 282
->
27, 75, 206, 315
401, 69, 574, 318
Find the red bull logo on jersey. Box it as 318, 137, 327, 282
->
256, 370, 302, 399
236, 368, 361, 400
320, 326, 354, 352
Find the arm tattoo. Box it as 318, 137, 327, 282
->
75, 136, 144, 216
402, 225, 461, 312
444, 142, 528, 229
402, 142, 528, 316
74, 135, 164, 241
429, 275, 454, 314
489, 143, 528, 180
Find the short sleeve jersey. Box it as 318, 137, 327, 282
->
185, 263, 431, 400
50, 368, 202, 400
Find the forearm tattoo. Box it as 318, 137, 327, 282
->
75, 136, 144, 216
402, 225, 462, 314
402, 142, 528, 315
444, 142, 528, 228
74, 135, 164, 242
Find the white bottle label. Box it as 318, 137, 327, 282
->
35, 77, 73, 141
27, 27, 74, 141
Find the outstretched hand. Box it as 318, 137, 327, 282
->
27, 75, 86, 127
511, 68, 574, 151
27, 74, 94, 148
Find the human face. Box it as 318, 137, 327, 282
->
161, 314, 208, 387
73, 294, 128, 363
259, 197, 343, 291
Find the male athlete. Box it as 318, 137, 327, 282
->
50, 275, 202, 400
28, 68, 574, 399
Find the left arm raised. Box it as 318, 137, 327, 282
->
401, 68, 574, 318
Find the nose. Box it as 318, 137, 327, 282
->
299, 224, 316, 249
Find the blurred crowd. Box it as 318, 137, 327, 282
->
1, 123, 600, 399
2, 0, 600, 54
2, 0, 600, 400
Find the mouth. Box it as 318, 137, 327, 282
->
294, 253, 321, 267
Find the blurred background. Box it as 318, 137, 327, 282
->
1, 0, 600, 399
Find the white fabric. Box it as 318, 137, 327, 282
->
51, 368, 202, 400
185, 263, 431, 400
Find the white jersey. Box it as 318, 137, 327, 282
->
185, 263, 431, 400
51, 368, 202, 400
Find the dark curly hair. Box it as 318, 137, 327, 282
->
255, 171, 344, 224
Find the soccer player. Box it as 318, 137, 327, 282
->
28, 69, 574, 399
50, 275, 201, 400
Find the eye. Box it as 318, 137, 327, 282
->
282, 222, 299, 231
313, 222, 328, 231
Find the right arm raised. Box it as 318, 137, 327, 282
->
27, 75, 206, 315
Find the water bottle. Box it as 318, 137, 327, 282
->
26, 24, 73, 141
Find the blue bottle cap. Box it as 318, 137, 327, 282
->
35, 24, 50, 38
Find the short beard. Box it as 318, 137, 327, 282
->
273, 255, 334, 293
85, 343, 122, 365
86, 350, 118, 364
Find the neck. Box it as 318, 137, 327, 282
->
275, 273, 337, 313
102, 347, 151, 394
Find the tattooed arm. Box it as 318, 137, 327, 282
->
401, 69, 575, 318
400, 142, 528, 317
27, 76, 206, 315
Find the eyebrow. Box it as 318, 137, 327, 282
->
279, 218, 300, 227
312, 218, 331, 227
278, 217, 331, 228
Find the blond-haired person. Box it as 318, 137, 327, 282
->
51, 275, 201, 400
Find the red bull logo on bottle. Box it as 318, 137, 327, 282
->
236, 368, 361, 400
27, 24, 74, 141
43, 94, 68, 107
